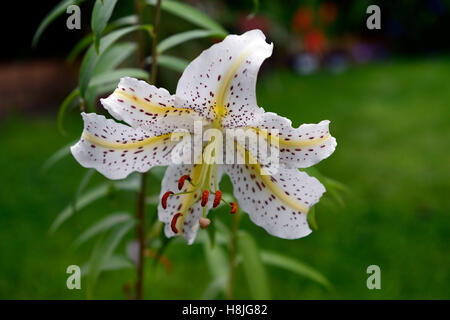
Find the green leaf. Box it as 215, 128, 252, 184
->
93, 42, 137, 75
260, 250, 332, 289
85, 82, 117, 111
75, 169, 95, 202
249, 0, 260, 18
157, 55, 189, 73
73, 212, 134, 248
149, 166, 167, 180
57, 88, 80, 135
86, 220, 135, 297
307, 206, 318, 230
91, 0, 118, 54
201, 276, 227, 300
109, 15, 139, 28
85, 68, 148, 109
238, 231, 271, 299
147, 0, 227, 36
41, 141, 75, 174
205, 219, 216, 248
203, 236, 229, 281
79, 25, 149, 97
90, 68, 149, 87
157, 29, 216, 54
82, 254, 134, 275
66, 34, 93, 63
32, 0, 85, 47
67, 15, 138, 63
50, 176, 140, 234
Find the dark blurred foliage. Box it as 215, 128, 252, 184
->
227, 0, 450, 55
2, 0, 449, 61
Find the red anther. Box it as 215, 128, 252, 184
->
161, 191, 174, 209
178, 175, 191, 190
201, 190, 209, 207
171, 213, 182, 234
213, 190, 222, 208
230, 202, 237, 214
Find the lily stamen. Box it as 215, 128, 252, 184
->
213, 190, 222, 208
230, 202, 237, 214
161, 191, 174, 209
201, 190, 209, 207
171, 213, 183, 234
178, 175, 192, 190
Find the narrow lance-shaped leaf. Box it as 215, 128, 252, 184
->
66, 34, 94, 63
79, 25, 151, 97
57, 88, 80, 135
90, 68, 149, 87
67, 15, 138, 63
307, 206, 318, 230
201, 277, 228, 300
157, 29, 217, 54
260, 250, 332, 289
82, 254, 134, 275
147, 0, 227, 36
156, 55, 189, 73
93, 42, 137, 75
41, 140, 76, 174
238, 231, 271, 299
32, 0, 85, 46
50, 176, 140, 234
86, 220, 135, 297
201, 234, 229, 298
73, 212, 134, 248
249, 0, 260, 18
85, 68, 149, 109
74, 169, 95, 212
91, 0, 118, 54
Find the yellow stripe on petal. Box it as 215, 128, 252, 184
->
214, 42, 261, 120
235, 141, 310, 214
250, 127, 331, 148
82, 131, 172, 149
114, 90, 195, 115
214, 48, 250, 118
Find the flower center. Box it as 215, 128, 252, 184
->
161, 137, 236, 235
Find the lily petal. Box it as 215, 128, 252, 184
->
158, 164, 223, 244
225, 146, 325, 239
253, 112, 337, 168
176, 29, 273, 127
101, 77, 200, 134
71, 113, 179, 180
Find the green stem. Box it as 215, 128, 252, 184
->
150, 0, 162, 84
134, 0, 163, 301
135, 172, 147, 300
226, 208, 241, 300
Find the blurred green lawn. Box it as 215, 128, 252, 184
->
0, 58, 449, 299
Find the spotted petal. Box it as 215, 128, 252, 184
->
253, 112, 337, 168
158, 164, 223, 244
225, 144, 325, 239
101, 77, 200, 134
71, 113, 180, 180
175, 29, 273, 127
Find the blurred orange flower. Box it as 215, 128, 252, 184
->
292, 7, 314, 32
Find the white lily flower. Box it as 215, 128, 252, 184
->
71, 30, 337, 244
